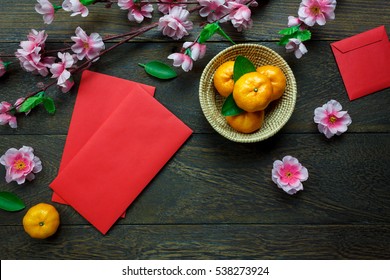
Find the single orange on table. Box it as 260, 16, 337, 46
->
233, 72, 273, 112
213, 60, 235, 97
23, 203, 60, 239
226, 110, 265, 134
256, 65, 286, 101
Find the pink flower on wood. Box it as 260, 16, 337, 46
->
50, 52, 77, 88
35, 0, 55, 24
158, 6, 193, 40
228, 1, 255, 32
0, 102, 17, 129
15, 29, 55, 76
0, 146, 42, 184
118, 0, 153, 23
71, 27, 105, 61
157, 0, 187, 15
61, 77, 75, 93
62, 0, 89, 17
298, 0, 336, 26
285, 38, 308, 59
314, 99, 352, 139
272, 156, 308, 195
168, 52, 193, 72
182, 42, 206, 61
198, 0, 230, 23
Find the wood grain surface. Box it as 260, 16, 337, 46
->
1, 0, 390, 259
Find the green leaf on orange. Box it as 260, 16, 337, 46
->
0, 191, 25, 212
221, 94, 244, 116
233, 55, 256, 82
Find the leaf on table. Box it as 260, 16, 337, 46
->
198, 22, 220, 44
221, 94, 244, 116
139, 61, 177, 80
296, 30, 312, 42
42, 97, 56, 115
278, 25, 300, 35
0, 191, 25, 212
233, 55, 256, 82
18, 91, 46, 113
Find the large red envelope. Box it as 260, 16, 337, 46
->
52, 70, 155, 205
50, 71, 192, 234
331, 25, 390, 100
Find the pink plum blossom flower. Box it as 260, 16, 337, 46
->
285, 38, 308, 59
157, 0, 187, 15
287, 16, 301, 27
15, 29, 55, 76
0, 59, 9, 77
50, 52, 78, 89
61, 77, 75, 93
158, 6, 193, 40
71, 27, 105, 61
228, 0, 257, 31
314, 99, 352, 139
0, 146, 42, 184
35, 0, 56, 24
198, 0, 230, 23
62, 0, 89, 17
272, 156, 308, 195
298, 0, 336, 27
0, 102, 17, 128
183, 42, 206, 61
168, 52, 193, 72
14, 97, 30, 114
118, 0, 153, 23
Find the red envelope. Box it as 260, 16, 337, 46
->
52, 70, 155, 205
50, 72, 192, 234
331, 25, 390, 100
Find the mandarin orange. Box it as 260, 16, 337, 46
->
256, 65, 286, 101
233, 72, 273, 112
213, 61, 235, 97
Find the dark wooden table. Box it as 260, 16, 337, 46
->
1, 0, 390, 259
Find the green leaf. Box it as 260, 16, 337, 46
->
233, 55, 256, 82
18, 95, 44, 113
216, 27, 235, 45
198, 22, 235, 45
42, 97, 56, 115
139, 61, 177, 80
278, 25, 300, 35
0, 192, 25, 212
198, 23, 220, 44
296, 30, 311, 42
53, 4, 62, 11
221, 94, 244, 116
79, 0, 95, 6
277, 35, 294, 46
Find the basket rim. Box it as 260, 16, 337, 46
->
199, 43, 297, 143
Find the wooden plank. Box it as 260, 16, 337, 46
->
1, 133, 389, 226
1, 224, 389, 259
1, 41, 390, 135
0, 1, 389, 42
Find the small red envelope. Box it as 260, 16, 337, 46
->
50, 71, 192, 234
52, 70, 155, 205
331, 25, 390, 100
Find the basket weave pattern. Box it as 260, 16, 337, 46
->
199, 44, 297, 143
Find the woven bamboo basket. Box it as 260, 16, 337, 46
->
199, 43, 297, 143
